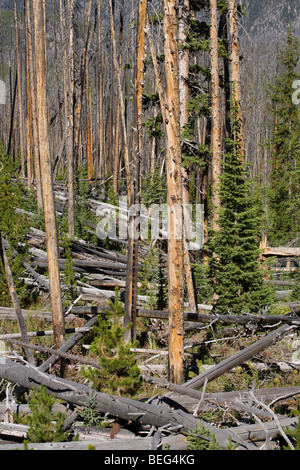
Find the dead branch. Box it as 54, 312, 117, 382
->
0, 359, 255, 450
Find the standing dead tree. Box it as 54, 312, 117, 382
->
163, 0, 185, 385
32, 0, 65, 349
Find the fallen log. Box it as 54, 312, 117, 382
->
0, 359, 255, 450
142, 325, 298, 397
30, 257, 127, 272
38, 314, 99, 373
70, 306, 300, 326
0, 434, 188, 450
227, 417, 298, 444
0, 307, 53, 322
263, 247, 300, 257
0, 326, 91, 341
184, 324, 297, 390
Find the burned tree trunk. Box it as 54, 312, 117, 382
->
32, 0, 65, 349
163, 0, 185, 385
209, 0, 222, 232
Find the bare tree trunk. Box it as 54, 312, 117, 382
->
25, 17, 33, 188
32, 0, 65, 349
178, 0, 197, 314
60, 0, 75, 237
124, 0, 147, 342
25, 0, 43, 210
13, 1, 25, 177
86, 50, 93, 183
97, 0, 104, 181
113, 1, 124, 194
228, 0, 243, 139
108, 0, 131, 196
163, 0, 185, 385
210, 0, 222, 232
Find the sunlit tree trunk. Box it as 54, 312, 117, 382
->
14, 1, 25, 177
228, 0, 243, 149
178, 0, 197, 314
210, 0, 222, 232
32, 0, 65, 349
25, 0, 43, 210
163, 0, 185, 385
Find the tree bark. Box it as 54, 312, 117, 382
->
25, 0, 43, 210
178, 0, 197, 314
124, 0, 147, 342
97, 0, 105, 181
209, 0, 222, 232
14, 1, 25, 177
163, 0, 185, 385
32, 0, 65, 349
108, 0, 131, 195
228, 0, 243, 144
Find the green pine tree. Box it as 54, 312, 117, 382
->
82, 289, 142, 397
0, 146, 31, 307
267, 27, 300, 245
186, 424, 222, 450
17, 385, 69, 443
210, 99, 275, 315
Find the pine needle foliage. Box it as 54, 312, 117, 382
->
0, 147, 32, 307
186, 424, 221, 450
267, 27, 300, 245
210, 99, 275, 314
17, 385, 69, 443
82, 289, 142, 397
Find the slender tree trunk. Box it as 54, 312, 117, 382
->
228, 0, 243, 148
59, 0, 75, 237
210, 0, 222, 232
113, 1, 124, 194
25, 0, 43, 209
86, 50, 93, 183
178, 0, 197, 314
32, 0, 65, 349
124, 0, 147, 342
163, 0, 185, 385
108, 0, 131, 195
25, 13, 33, 188
14, 1, 25, 177
97, 0, 104, 181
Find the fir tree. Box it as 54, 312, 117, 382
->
82, 289, 142, 397
267, 27, 300, 245
17, 385, 69, 443
210, 99, 275, 314
0, 147, 31, 307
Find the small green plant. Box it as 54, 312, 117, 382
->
78, 393, 105, 427
16, 385, 69, 443
82, 289, 142, 396
185, 424, 221, 450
